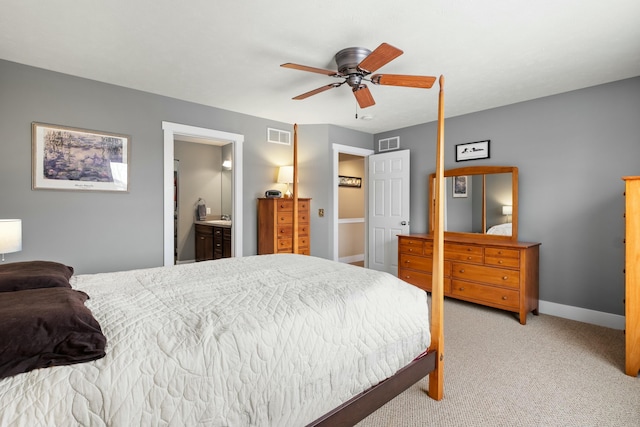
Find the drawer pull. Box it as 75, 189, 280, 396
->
498, 260, 503, 264
502, 296, 508, 300
409, 248, 414, 252
467, 256, 472, 260
467, 248, 472, 252
405, 260, 411, 264
502, 276, 508, 280
498, 250, 503, 254
459, 269, 465, 273
458, 287, 465, 291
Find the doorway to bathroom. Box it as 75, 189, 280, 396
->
162, 122, 244, 267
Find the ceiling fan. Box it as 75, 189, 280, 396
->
281, 43, 436, 109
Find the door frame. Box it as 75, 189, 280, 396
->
162, 121, 244, 266
332, 143, 374, 263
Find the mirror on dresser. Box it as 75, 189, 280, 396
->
428, 166, 518, 241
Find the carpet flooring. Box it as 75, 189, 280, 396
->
357, 297, 640, 426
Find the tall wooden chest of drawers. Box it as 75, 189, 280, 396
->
623, 176, 640, 376
257, 198, 311, 255
398, 234, 540, 324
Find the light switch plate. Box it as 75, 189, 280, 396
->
318, 208, 324, 217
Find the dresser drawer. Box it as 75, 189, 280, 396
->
195, 224, 213, 235
400, 254, 451, 275
277, 238, 292, 251
485, 247, 520, 268
400, 253, 432, 272
399, 267, 431, 289
445, 243, 483, 263
276, 211, 310, 225
399, 268, 451, 293
399, 242, 424, 255
451, 262, 519, 289
276, 237, 309, 253
451, 280, 519, 309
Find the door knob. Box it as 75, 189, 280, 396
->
401, 221, 408, 226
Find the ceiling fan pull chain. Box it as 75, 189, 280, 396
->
355, 101, 358, 119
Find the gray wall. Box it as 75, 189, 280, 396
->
1, 57, 638, 317
0, 59, 372, 273
375, 76, 640, 316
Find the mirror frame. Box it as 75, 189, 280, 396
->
429, 165, 518, 241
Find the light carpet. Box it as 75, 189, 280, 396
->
357, 297, 640, 427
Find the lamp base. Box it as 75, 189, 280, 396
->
284, 184, 292, 199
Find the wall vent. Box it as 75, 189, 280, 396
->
378, 136, 400, 152
267, 128, 291, 145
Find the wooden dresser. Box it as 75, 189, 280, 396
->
398, 234, 540, 324
623, 176, 640, 377
257, 198, 311, 255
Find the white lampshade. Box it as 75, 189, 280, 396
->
502, 205, 512, 215
277, 165, 294, 184
0, 219, 22, 261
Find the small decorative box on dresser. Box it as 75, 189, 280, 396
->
398, 234, 541, 324
623, 176, 640, 377
257, 198, 311, 255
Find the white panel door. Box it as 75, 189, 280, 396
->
368, 149, 410, 274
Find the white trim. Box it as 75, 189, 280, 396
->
339, 254, 365, 264
539, 300, 624, 330
162, 121, 244, 267
338, 217, 365, 224
332, 144, 374, 263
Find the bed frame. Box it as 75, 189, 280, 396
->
297, 76, 446, 426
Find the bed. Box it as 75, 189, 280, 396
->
487, 222, 512, 236
0, 254, 431, 426
1, 77, 446, 426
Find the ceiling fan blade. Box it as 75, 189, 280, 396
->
292, 83, 342, 100
353, 84, 375, 108
371, 74, 437, 89
357, 43, 403, 73
281, 63, 341, 76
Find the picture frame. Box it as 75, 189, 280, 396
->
32, 122, 130, 192
338, 175, 362, 188
455, 139, 490, 162
453, 175, 468, 198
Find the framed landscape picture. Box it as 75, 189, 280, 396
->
32, 122, 130, 192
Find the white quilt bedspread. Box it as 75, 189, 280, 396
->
0, 254, 430, 426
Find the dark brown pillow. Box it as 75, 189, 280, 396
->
0, 287, 106, 379
0, 260, 74, 292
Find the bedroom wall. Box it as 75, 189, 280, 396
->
0, 59, 372, 273
375, 76, 640, 317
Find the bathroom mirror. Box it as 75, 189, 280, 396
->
429, 166, 518, 241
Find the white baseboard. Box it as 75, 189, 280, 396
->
339, 254, 365, 264
539, 300, 624, 330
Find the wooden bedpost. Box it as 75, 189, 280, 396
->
293, 124, 299, 254
428, 75, 445, 401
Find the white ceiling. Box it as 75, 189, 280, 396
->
1, 0, 639, 134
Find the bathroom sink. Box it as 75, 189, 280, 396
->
204, 220, 232, 226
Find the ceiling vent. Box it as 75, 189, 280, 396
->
267, 128, 291, 145
378, 136, 400, 152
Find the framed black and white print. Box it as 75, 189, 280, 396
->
453, 176, 467, 198
455, 140, 490, 162
338, 175, 362, 188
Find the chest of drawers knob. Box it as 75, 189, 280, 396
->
502, 276, 508, 280
459, 268, 465, 273
502, 296, 508, 300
